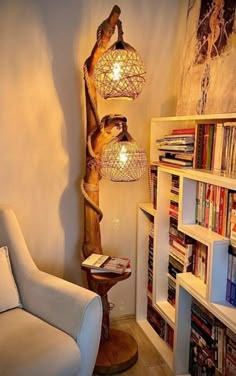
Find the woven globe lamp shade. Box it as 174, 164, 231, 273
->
101, 140, 147, 182
93, 41, 146, 100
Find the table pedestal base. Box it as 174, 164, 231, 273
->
94, 328, 138, 375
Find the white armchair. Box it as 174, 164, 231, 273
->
0, 206, 102, 376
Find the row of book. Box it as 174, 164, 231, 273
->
156, 127, 195, 168
169, 174, 179, 219
147, 297, 174, 349
154, 122, 236, 174
168, 175, 193, 306
167, 274, 176, 307
148, 222, 154, 294
196, 182, 236, 238
168, 175, 208, 308
149, 164, 158, 209
168, 222, 208, 285
195, 123, 236, 175
168, 175, 180, 306
168, 176, 184, 306
189, 298, 236, 375
193, 242, 208, 284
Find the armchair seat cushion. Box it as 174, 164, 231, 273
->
0, 308, 81, 376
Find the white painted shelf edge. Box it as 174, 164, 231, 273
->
154, 300, 175, 328
177, 273, 236, 334
177, 272, 207, 299
151, 113, 236, 122
179, 223, 229, 245
138, 202, 156, 217
156, 165, 236, 190
136, 319, 173, 371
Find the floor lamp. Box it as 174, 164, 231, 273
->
81, 5, 146, 374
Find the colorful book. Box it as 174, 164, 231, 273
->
213, 123, 224, 171
172, 127, 195, 135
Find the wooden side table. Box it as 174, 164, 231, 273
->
87, 271, 138, 374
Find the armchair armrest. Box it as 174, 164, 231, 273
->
21, 269, 102, 342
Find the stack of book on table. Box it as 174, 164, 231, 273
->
82, 253, 130, 274
156, 127, 195, 168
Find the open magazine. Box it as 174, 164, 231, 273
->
82, 253, 130, 274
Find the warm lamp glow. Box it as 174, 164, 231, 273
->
100, 115, 147, 182
93, 41, 146, 100
119, 145, 128, 163
101, 140, 147, 182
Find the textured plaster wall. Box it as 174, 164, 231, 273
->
0, 0, 188, 316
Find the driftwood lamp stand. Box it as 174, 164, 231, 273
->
81, 5, 146, 374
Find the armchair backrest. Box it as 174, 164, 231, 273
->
0, 206, 37, 292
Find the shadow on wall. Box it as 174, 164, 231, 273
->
35, 0, 89, 284
0, 0, 84, 282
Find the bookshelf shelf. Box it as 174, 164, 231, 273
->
136, 319, 173, 369
179, 223, 229, 245
154, 300, 175, 328
152, 112, 236, 123
139, 202, 156, 217
183, 168, 236, 190
211, 301, 236, 333
177, 272, 207, 301
136, 114, 236, 375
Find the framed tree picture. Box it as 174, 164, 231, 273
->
177, 0, 236, 115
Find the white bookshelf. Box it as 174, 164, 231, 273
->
137, 319, 173, 370
136, 114, 236, 375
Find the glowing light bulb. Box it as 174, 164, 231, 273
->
112, 63, 121, 81
119, 145, 128, 163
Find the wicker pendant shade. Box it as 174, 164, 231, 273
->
93, 41, 146, 100
100, 117, 147, 182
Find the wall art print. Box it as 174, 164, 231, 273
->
177, 0, 236, 115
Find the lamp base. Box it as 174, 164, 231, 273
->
94, 329, 138, 375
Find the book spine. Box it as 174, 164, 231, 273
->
209, 184, 214, 230
212, 185, 217, 232
218, 187, 226, 235
206, 124, 215, 170
172, 127, 195, 135
215, 186, 221, 234
203, 124, 209, 169
204, 183, 211, 228
221, 126, 230, 172
230, 252, 236, 306
226, 247, 233, 303
222, 188, 229, 237
198, 181, 204, 225
194, 123, 205, 168
217, 324, 225, 373
213, 123, 224, 172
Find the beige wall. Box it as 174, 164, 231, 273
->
0, 0, 188, 317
